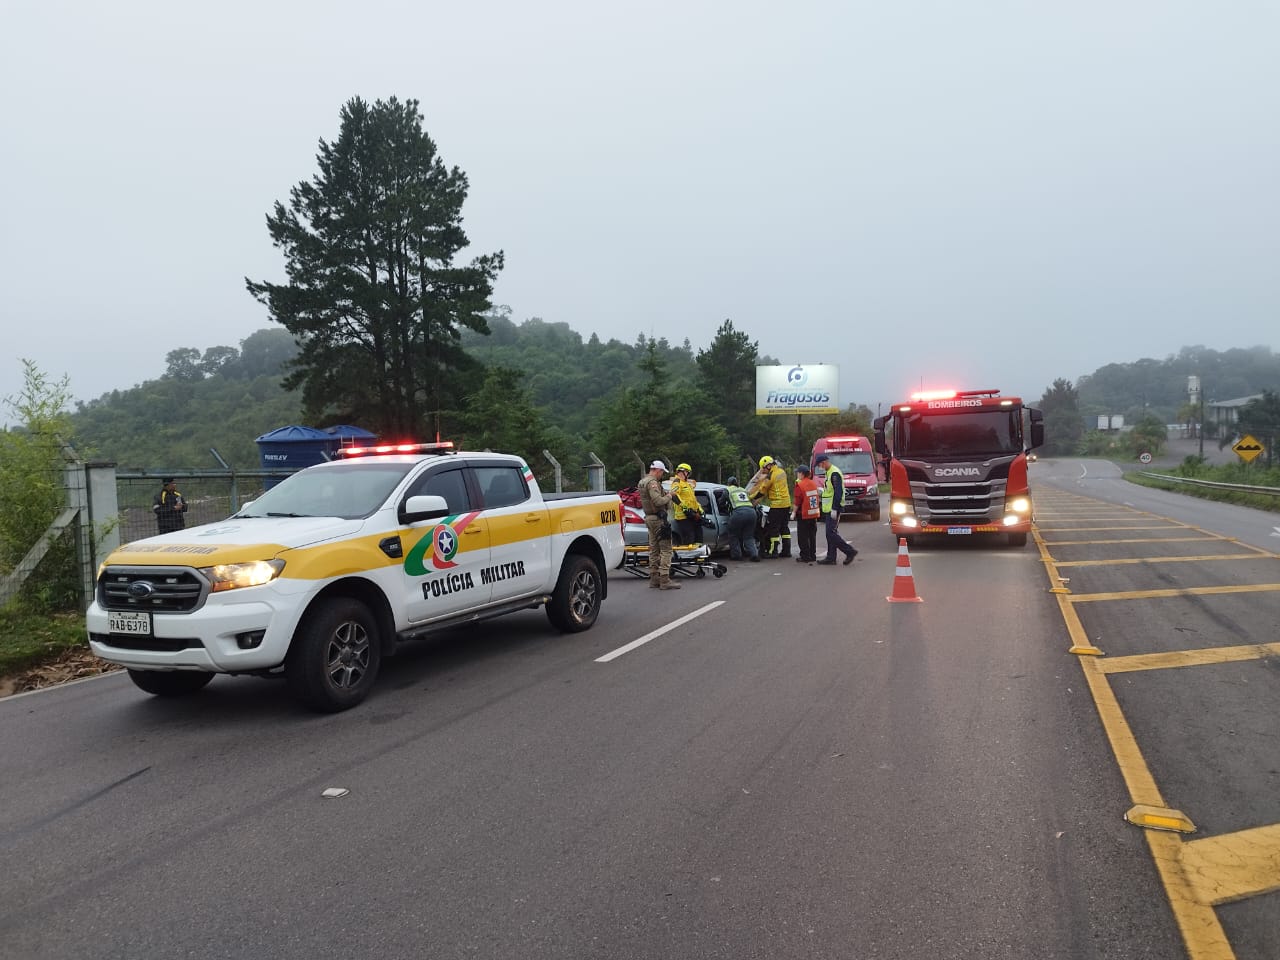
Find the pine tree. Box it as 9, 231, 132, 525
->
246, 96, 503, 437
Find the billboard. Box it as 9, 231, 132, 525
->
755, 364, 839, 416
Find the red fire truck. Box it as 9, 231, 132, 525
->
872, 389, 1044, 547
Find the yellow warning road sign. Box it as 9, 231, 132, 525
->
1232, 434, 1263, 463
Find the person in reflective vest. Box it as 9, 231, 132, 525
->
792, 464, 822, 564
723, 477, 760, 561
153, 477, 188, 533
669, 463, 702, 545
815, 454, 857, 566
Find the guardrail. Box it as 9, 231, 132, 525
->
1138, 473, 1280, 497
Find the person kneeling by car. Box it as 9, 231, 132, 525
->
723, 476, 760, 562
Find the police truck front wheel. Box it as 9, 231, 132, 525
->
546, 555, 602, 633
286, 597, 381, 712
127, 669, 214, 698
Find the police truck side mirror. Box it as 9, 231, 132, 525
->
401, 494, 451, 524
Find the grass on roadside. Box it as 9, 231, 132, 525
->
1124, 462, 1280, 513
0, 607, 89, 676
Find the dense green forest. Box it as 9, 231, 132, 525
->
62, 324, 1280, 484
65, 316, 881, 488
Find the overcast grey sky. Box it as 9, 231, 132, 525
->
3, 1, 1276, 422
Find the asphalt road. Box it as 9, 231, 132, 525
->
2, 467, 1276, 959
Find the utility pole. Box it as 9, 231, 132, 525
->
1189, 375, 1204, 459
1199, 387, 1205, 459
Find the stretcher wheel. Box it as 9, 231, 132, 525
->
696, 568, 706, 578
713, 566, 725, 578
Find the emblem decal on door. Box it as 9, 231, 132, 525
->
403, 512, 480, 574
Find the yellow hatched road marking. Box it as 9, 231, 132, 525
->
1033, 525, 1235, 959
1042, 536, 1219, 546
1068, 583, 1280, 603
1181, 823, 1280, 905
1097, 642, 1280, 674
1037, 524, 1190, 532
1145, 831, 1237, 959
1053, 554, 1265, 568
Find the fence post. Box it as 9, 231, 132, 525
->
542, 450, 563, 493
585, 453, 606, 492
86, 461, 121, 568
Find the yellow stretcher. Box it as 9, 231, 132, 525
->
620, 542, 727, 579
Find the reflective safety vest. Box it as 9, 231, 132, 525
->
795, 477, 821, 520
670, 477, 700, 520
726, 484, 753, 509
820, 466, 843, 514
760, 465, 792, 509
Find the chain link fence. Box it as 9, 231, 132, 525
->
114, 470, 292, 544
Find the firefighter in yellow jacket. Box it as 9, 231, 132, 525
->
749, 455, 793, 558
670, 463, 703, 545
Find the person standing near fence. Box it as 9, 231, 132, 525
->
153, 477, 188, 533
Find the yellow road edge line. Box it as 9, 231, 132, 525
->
1098, 642, 1280, 675
1181, 822, 1280, 905
1069, 583, 1280, 603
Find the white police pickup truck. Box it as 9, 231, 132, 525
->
87, 443, 625, 712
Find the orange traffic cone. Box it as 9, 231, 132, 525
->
886, 537, 923, 603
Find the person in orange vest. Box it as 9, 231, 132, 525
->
792, 463, 822, 564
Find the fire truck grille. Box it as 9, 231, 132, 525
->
914, 479, 1008, 524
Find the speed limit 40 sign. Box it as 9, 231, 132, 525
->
1138, 451, 1153, 464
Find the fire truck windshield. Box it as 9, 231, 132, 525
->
822, 451, 876, 476
899, 409, 1022, 457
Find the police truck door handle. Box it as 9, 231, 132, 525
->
463, 526, 484, 535
525, 513, 542, 523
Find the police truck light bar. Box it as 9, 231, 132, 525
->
334, 441, 456, 459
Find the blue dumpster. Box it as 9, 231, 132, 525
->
255, 425, 335, 488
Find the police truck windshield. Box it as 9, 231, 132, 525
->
900, 409, 1022, 457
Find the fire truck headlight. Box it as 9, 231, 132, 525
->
1001, 514, 1020, 526
1007, 497, 1031, 514
890, 500, 913, 517
901, 516, 919, 528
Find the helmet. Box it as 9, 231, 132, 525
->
725, 476, 738, 486
759, 456, 774, 470
676, 463, 691, 473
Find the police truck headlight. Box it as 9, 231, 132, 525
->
201, 559, 286, 593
